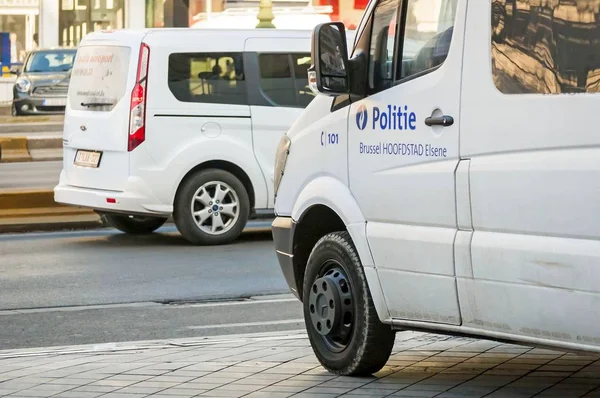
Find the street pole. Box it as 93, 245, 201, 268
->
256, 0, 276, 28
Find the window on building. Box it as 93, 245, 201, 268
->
168, 52, 247, 105
491, 0, 600, 94
59, 0, 125, 47
258, 53, 314, 108
398, 0, 457, 81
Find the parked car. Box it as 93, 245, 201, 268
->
11, 48, 77, 116
54, 28, 353, 245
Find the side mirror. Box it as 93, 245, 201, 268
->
9, 68, 19, 75
308, 22, 350, 96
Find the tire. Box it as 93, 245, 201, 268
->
173, 169, 250, 245
103, 213, 167, 234
303, 231, 396, 376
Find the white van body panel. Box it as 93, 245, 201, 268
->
457, 0, 600, 347
289, 176, 392, 323
274, 95, 350, 217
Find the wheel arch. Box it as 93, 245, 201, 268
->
288, 177, 389, 322
174, 160, 256, 213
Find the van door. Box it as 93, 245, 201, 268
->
63, 32, 145, 192
348, 0, 465, 325
245, 38, 313, 209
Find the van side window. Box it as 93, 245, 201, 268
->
398, 0, 458, 81
491, 0, 600, 94
258, 53, 314, 108
368, 0, 399, 93
168, 53, 247, 105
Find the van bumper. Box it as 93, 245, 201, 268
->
54, 173, 172, 217
271, 216, 301, 300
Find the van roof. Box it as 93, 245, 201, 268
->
85, 27, 315, 39
81, 27, 354, 49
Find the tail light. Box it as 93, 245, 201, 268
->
128, 43, 149, 152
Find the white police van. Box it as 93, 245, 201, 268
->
54, 28, 320, 245
272, 0, 600, 376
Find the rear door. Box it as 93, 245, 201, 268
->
63, 31, 145, 191
245, 37, 313, 209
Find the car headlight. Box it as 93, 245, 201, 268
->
274, 135, 291, 198
15, 77, 31, 93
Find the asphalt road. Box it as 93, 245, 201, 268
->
0, 226, 304, 350
0, 160, 61, 189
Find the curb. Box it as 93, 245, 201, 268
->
0, 136, 62, 163
0, 188, 101, 233
0, 122, 63, 133
0, 329, 310, 359
0, 137, 31, 162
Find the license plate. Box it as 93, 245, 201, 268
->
42, 98, 67, 106
74, 150, 102, 168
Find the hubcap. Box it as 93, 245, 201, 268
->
308, 263, 355, 352
191, 181, 240, 235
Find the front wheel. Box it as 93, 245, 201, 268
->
303, 231, 396, 376
103, 213, 167, 234
173, 169, 250, 245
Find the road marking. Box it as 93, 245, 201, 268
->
186, 318, 305, 330
0, 295, 298, 316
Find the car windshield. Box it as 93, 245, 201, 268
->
24, 50, 77, 73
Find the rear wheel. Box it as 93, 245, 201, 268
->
174, 169, 250, 245
303, 231, 396, 376
103, 213, 167, 234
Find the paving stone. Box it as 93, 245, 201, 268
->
389, 390, 440, 397
53, 392, 103, 398
71, 385, 122, 393
87, 379, 139, 387
258, 385, 308, 393
342, 388, 402, 397
150, 387, 207, 397
302, 386, 355, 395
197, 390, 246, 397
116, 385, 166, 394
244, 392, 293, 398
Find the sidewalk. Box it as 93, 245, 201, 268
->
1, 331, 599, 398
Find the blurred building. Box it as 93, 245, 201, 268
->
0, 0, 366, 57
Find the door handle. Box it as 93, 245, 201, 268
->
425, 115, 454, 127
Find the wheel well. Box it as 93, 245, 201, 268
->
293, 205, 346, 301
175, 160, 256, 211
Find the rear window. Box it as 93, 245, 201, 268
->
69, 45, 131, 112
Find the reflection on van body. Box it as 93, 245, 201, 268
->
492, 0, 600, 93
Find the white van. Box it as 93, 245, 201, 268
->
54, 28, 319, 245
272, 0, 600, 376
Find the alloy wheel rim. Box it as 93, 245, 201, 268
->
191, 181, 240, 235
308, 260, 355, 353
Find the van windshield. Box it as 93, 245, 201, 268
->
25, 50, 77, 73
68, 45, 132, 112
